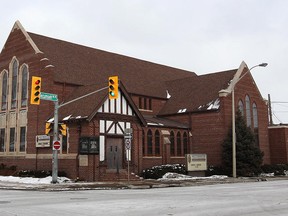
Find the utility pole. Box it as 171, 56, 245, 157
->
51, 100, 59, 184
268, 94, 273, 126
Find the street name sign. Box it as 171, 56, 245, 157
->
40, 92, 58, 102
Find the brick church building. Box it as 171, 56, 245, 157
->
0, 21, 271, 181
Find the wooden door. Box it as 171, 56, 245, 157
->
106, 138, 123, 172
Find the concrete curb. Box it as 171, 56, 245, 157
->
0, 176, 287, 191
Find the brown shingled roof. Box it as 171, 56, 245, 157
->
28, 32, 196, 99
159, 69, 237, 115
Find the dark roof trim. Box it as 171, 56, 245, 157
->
157, 108, 219, 118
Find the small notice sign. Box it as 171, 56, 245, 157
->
36, 135, 51, 148
186, 154, 207, 171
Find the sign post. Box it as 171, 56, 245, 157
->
124, 128, 133, 184
51, 100, 59, 184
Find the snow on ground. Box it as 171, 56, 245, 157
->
158, 172, 228, 181
0, 175, 71, 184
0, 173, 228, 185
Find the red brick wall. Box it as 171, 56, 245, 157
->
233, 73, 270, 164
269, 126, 288, 164
131, 95, 167, 116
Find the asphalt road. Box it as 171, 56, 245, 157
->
0, 180, 288, 216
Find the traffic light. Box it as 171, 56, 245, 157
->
45, 122, 67, 136
59, 123, 67, 136
30, 76, 42, 105
45, 122, 53, 135
108, 76, 119, 100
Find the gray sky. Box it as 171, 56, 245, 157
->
1, 0, 288, 123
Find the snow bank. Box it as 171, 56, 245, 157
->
158, 172, 228, 181
0, 176, 71, 184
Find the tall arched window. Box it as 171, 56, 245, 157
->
252, 103, 258, 128
11, 60, 18, 109
21, 65, 28, 107
1, 72, 8, 111
252, 102, 259, 146
170, 131, 175, 156
245, 95, 251, 127
183, 132, 188, 154
177, 132, 181, 156
155, 130, 160, 155
147, 130, 152, 155
238, 100, 244, 116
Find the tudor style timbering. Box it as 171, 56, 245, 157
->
98, 90, 134, 116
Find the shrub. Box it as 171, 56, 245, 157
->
205, 165, 230, 176
141, 164, 186, 179
261, 164, 288, 176
0, 163, 7, 170
17, 170, 67, 178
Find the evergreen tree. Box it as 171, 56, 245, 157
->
222, 110, 264, 176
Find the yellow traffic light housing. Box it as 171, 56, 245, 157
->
59, 123, 67, 136
108, 76, 119, 100
45, 122, 53, 135
30, 76, 42, 105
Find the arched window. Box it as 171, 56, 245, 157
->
147, 130, 152, 155
21, 65, 28, 107
183, 132, 188, 154
238, 100, 244, 116
1, 72, 8, 111
253, 103, 258, 128
245, 95, 251, 127
170, 131, 175, 156
177, 132, 181, 156
155, 130, 160, 155
253, 103, 259, 146
11, 60, 18, 109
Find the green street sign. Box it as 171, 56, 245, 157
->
40, 92, 58, 102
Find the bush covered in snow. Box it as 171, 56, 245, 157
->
261, 164, 288, 176
140, 164, 186, 179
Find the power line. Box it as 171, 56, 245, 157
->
272, 112, 282, 123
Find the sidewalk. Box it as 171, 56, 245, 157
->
1, 175, 287, 191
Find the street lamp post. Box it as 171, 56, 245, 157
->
232, 62, 268, 178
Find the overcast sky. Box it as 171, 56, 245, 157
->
1, 0, 288, 123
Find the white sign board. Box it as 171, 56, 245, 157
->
186, 154, 207, 171
36, 135, 51, 148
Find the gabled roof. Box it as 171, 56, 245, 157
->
28, 32, 196, 99
159, 69, 237, 116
